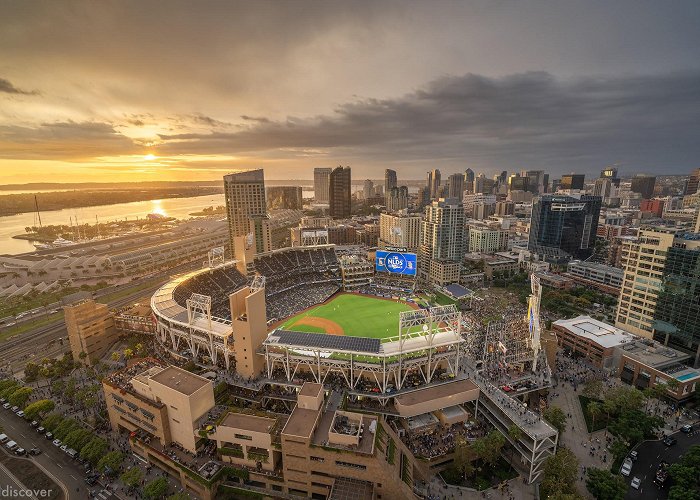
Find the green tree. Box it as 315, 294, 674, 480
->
80, 437, 108, 466
508, 425, 524, 468
41, 412, 64, 431
123, 348, 134, 360
588, 401, 603, 430
472, 430, 506, 467
111, 352, 121, 362
0, 380, 19, 393
63, 428, 93, 451
143, 477, 168, 499
53, 418, 80, 441
452, 436, 475, 480
609, 439, 629, 464
8, 386, 33, 407
24, 362, 40, 382
543, 406, 568, 435
585, 467, 627, 500
582, 380, 603, 400
23, 399, 55, 420
96, 451, 124, 475
120, 467, 144, 488
541, 448, 580, 499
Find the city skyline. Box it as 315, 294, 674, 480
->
1, 1, 700, 184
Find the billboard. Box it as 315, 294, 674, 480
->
375, 251, 417, 276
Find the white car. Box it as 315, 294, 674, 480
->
620, 459, 633, 477
631, 477, 641, 489
52, 439, 61, 447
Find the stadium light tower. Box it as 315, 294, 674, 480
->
526, 273, 542, 372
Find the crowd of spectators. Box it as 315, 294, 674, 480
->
172, 266, 247, 320
398, 419, 487, 460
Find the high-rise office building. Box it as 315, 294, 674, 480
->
542, 173, 550, 193
653, 236, 700, 363
528, 194, 602, 262
363, 179, 374, 200
385, 169, 397, 195
508, 173, 529, 193
447, 173, 465, 199
419, 198, 465, 285
427, 169, 441, 200
224, 169, 267, 252
465, 168, 475, 193
523, 170, 545, 194
631, 175, 657, 199
601, 167, 621, 186
249, 215, 272, 254
418, 186, 431, 210
615, 228, 676, 337
685, 168, 700, 196
386, 186, 409, 211
560, 174, 585, 190
266, 186, 303, 210
313, 167, 332, 203
329, 166, 351, 218
379, 212, 421, 252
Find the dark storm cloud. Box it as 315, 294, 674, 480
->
0, 121, 138, 160
0, 78, 38, 95
157, 71, 700, 175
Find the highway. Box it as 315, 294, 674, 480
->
0, 260, 200, 375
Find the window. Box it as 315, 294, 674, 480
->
335, 460, 366, 470
234, 434, 252, 441
310, 456, 324, 462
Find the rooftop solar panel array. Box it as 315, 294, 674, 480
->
273, 330, 381, 354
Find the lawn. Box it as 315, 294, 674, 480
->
280, 293, 414, 339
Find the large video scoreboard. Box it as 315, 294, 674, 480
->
375, 250, 417, 276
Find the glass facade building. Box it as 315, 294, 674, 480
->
528, 194, 602, 263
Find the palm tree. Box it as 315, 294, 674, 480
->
588, 401, 603, 430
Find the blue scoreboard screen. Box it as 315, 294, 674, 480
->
375, 251, 417, 276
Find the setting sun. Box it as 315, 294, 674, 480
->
144, 154, 156, 161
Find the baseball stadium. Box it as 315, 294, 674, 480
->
151, 243, 465, 394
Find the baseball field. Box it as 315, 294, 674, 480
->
279, 293, 415, 339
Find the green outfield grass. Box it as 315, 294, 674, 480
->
280, 293, 414, 339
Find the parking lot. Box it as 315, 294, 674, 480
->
623, 426, 700, 500
0, 404, 117, 499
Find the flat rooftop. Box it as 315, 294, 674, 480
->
554, 316, 635, 348
220, 412, 276, 434
620, 340, 691, 369
149, 365, 211, 396
299, 382, 323, 398
282, 407, 319, 439
395, 379, 478, 408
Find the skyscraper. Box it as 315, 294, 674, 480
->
528, 194, 602, 262
523, 170, 545, 194
615, 228, 676, 337
464, 168, 475, 193
447, 173, 465, 199
386, 186, 409, 211
223, 169, 267, 253
313, 167, 332, 203
379, 212, 421, 252
653, 236, 700, 363
329, 166, 351, 218
427, 169, 441, 200
384, 169, 397, 195
419, 197, 465, 285
560, 174, 585, 190
685, 168, 700, 196
630, 175, 657, 199
363, 179, 374, 200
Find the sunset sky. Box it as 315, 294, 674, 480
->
1, 1, 699, 183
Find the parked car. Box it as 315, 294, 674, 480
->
2, 403, 10, 410
629, 450, 638, 461
16, 411, 25, 418
29, 448, 42, 455
0, 434, 8, 444
663, 436, 677, 446
66, 448, 78, 459
14, 448, 26, 456
631, 477, 641, 489
60, 444, 68, 453
0, 398, 6, 404
682, 424, 693, 433
45, 432, 53, 440
36, 427, 45, 434
620, 458, 633, 477
30, 421, 39, 428
11, 406, 18, 413
52, 439, 61, 447
5, 441, 18, 451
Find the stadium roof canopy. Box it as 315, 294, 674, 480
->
268, 330, 381, 354
444, 283, 473, 299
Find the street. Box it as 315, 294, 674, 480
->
0, 405, 114, 500
624, 428, 700, 500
